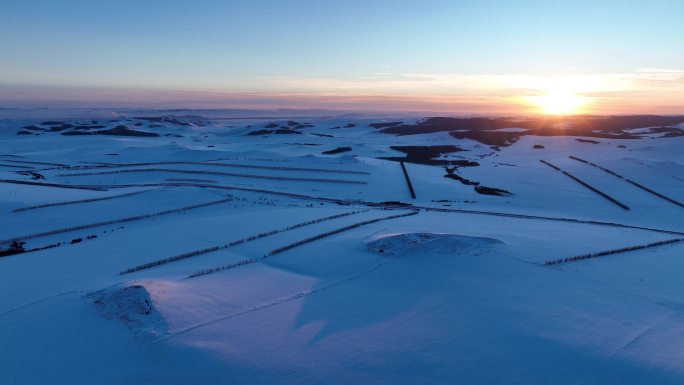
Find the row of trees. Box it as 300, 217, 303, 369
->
187, 257, 260, 278
57, 161, 369, 175
1, 197, 234, 246
0, 163, 34, 170
544, 238, 684, 266
120, 209, 368, 275
0, 241, 26, 257
67, 180, 367, 207
6, 159, 67, 167
187, 210, 419, 279
0, 178, 106, 191
625, 179, 684, 208
58, 168, 367, 185
569, 156, 684, 208
417, 205, 684, 238
539, 159, 630, 210
569, 156, 625, 179
267, 210, 419, 256
13, 188, 159, 213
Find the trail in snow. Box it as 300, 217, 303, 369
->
159, 260, 393, 342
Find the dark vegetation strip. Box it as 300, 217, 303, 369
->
540, 159, 630, 210
625, 180, 684, 208
0, 179, 107, 191
267, 210, 419, 256
6, 159, 68, 167
78, 161, 117, 166
413, 206, 684, 237
103, 182, 404, 210
540, 160, 561, 171
58, 168, 367, 185
0, 197, 233, 246
120, 209, 368, 274
626, 159, 684, 183
0, 163, 35, 169
58, 161, 370, 175
568, 156, 624, 178
400, 161, 416, 199
19, 180, 364, 204
20, 178, 682, 236
569, 156, 684, 209
543, 238, 684, 266
13, 188, 162, 213
7, 177, 682, 237
187, 210, 419, 278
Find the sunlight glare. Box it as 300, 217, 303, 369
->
530, 88, 589, 115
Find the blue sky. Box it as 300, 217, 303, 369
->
1, 0, 683, 113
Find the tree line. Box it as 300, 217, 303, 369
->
187, 210, 419, 279
120, 209, 369, 275
544, 238, 684, 266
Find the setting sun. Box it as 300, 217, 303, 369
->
530, 89, 590, 115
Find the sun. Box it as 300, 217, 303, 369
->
529, 88, 589, 115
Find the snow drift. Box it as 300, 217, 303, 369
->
88, 283, 168, 339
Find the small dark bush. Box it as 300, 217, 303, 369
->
322, 146, 352, 155
0, 241, 26, 257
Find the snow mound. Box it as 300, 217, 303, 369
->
366, 233, 501, 256
88, 283, 168, 339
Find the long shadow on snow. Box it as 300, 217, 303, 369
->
287, 234, 499, 345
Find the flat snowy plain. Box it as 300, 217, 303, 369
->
1, 110, 683, 384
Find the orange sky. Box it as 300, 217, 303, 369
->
3, 69, 683, 115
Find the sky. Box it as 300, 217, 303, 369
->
1, 0, 683, 114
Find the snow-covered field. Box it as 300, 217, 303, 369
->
1, 111, 684, 384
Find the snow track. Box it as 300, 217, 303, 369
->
160, 260, 393, 342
